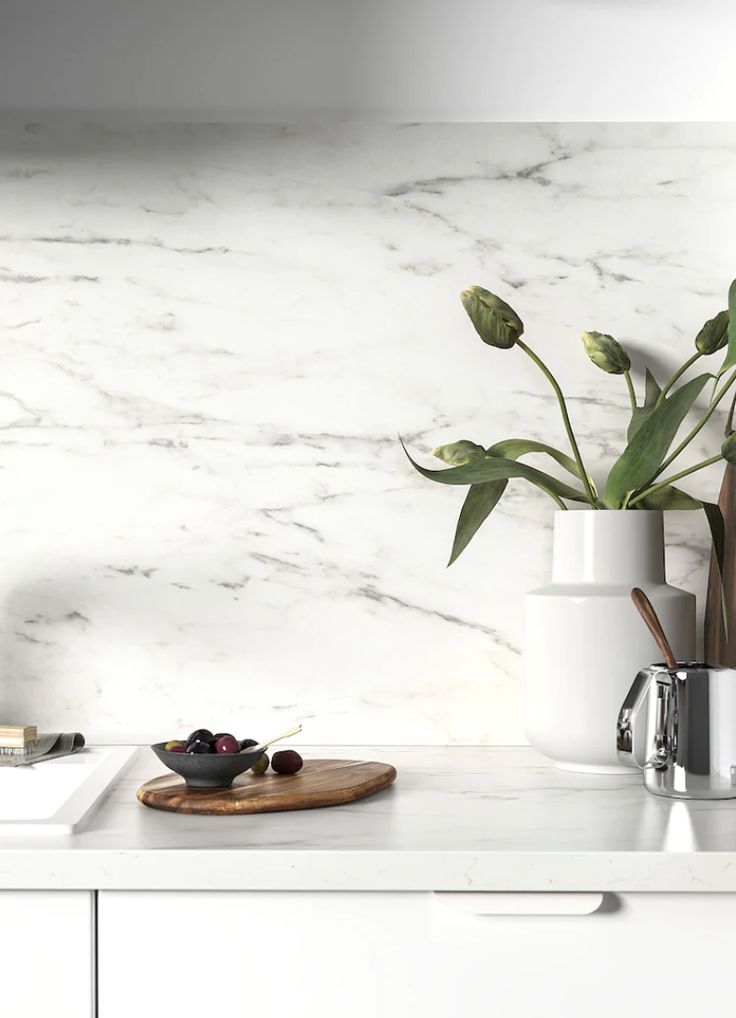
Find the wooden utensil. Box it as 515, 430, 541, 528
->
240, 722, 302, 755
137, 758, 397, 815
630, 587, 677, 668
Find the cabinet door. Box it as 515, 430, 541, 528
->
99, 890, 736, 1017
0, 891, 93, 1017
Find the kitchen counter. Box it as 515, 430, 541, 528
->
2, 746, 736, 891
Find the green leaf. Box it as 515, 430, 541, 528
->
444, 438, 590, 565
718, 279, 736, 375
636, 484, 702, 510
704, 501, 726, 581
487, 439, 583, 480
604, 372, 711, 508
645, 368, 663, 405
432, 437, 582, 478
703, 500, 728, 634
448, 480, 507, 565
403, 442, 589, 502
627, 368, 662, 442
446, 438, 591, 565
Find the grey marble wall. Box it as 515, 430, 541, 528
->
0, 123, 732, 743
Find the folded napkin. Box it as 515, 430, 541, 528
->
0, 732, 86, 767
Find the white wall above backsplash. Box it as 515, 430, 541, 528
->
0, 122, 733, 743
2, 1, 736, 120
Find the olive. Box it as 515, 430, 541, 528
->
239, 738, 258, 751
250, 752, 269, 775
163, 740, 186, 752
215, 735, 239, 754
272, 750, 303, 775
186, 740, 212, 754
187, 728, 214, 746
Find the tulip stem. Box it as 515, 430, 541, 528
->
653, 367, 736, 481
516, 339, 598, 507
629, 454, 724, 507
624, 370, 637, 412
657, 351, 703, 405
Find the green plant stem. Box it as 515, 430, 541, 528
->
629, 454, 723, 507
516, 338, 598, 507
624, 370, 636, 412
653, 367, 736, 480
657, 351, 703, 405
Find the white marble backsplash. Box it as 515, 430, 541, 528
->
0, 123, 733, 744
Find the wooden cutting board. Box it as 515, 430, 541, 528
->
137, 758, 397, 815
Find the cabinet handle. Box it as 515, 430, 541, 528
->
433, 892, 604, 916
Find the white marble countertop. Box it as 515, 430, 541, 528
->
2, 746, 736, 892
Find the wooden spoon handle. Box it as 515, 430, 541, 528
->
242, 723, 302, 755
630, 587, 677, 669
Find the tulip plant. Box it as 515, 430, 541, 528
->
405, 281, 736, 567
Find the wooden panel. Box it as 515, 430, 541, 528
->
137, 758, 396, 815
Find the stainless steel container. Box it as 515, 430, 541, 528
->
617, 662, 736, 799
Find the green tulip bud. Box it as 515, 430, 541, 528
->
432, 440, 486, 467
460, 286, 524, 349
581, 331, 631, 375
722, 432, 736, 464
695, 310, 729, 355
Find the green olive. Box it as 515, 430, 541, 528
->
250, 752, 269, 775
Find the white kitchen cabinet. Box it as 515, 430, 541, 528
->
0, 891, 93, 1017
99, 890, 736, 1016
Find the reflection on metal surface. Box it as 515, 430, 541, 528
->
618, 663, 736, 800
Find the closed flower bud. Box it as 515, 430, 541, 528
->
581, 331, 631, 374
722, 432, 736, 464
432, 440, 486, 466
460, 286, 523, 349
695, 310, 729, 355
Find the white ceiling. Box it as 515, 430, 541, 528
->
1, 0, 735, 119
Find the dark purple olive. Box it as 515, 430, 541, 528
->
187, 728, 213, 746
239, 738, 258, 751
271, 750, 303, 775
212, 732, 235, 742
215, 735, 239, 754
186, 740, 212, 754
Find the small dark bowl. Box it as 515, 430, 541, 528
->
151, 743, 264, 789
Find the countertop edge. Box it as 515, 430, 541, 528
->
0, 850, 734, 892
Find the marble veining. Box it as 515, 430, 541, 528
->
0, 123, 734, 742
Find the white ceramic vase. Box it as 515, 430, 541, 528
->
524, 510, 695, 773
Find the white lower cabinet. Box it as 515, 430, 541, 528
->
99, 890, 736, 1017
0, 891, 93, 1018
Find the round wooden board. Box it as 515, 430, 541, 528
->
137, 758, 397, 815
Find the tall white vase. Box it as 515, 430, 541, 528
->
524, 510, 695, 773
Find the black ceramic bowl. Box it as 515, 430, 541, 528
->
151, 743, 264, 789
